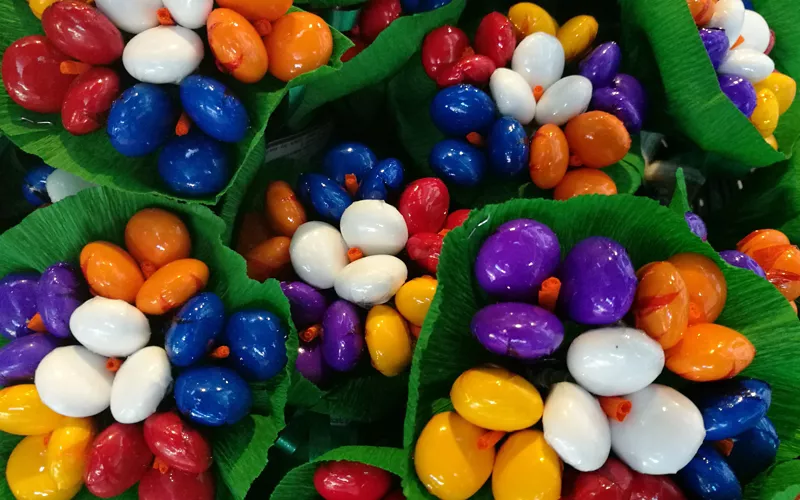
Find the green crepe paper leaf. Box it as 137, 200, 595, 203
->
0, 0, 350, 204
669, 167, 691, 216
401, 195, 800, 498
294, 0, 366, 7
618, 0, 798, 170
0, 187, 297, 500
745, 460, 800, 500
288, 0, 467, 128
271, 446, 406, 500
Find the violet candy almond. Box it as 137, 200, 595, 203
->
684, 212, 708, 242
37, 262, 89, 338
471, 302, 564, 360
611, 74, 646, 115
0, 272, 40, 340
589, 88, 643, 134
321, 300, 364, 372
719, 74, 757, 117
296, 338, 330, 385
0, 333, 62, 386
281, 281, 327, 331
700, 28, 729, 70
579, 42, 621, 89
719, 250, 766, 278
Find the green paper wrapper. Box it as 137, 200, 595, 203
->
401, 195, 800, 499
0, 186, 297, 500
619, 0, 800, 170
0, 1, 350, 204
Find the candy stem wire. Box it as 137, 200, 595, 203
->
27, 313, 47, 333
568, 154, 582, 167
538, 277, 561, 312
714, 439, 734, 457
106, 357, 122, 372
345, 174, 360, 196
477, 430, 506, 450
599, 396, 632, 422
300, 324, 322, 342
176, 112, 191, 136
437, 229, 450, 237
466, 132, 484, 147
348, 247, 364, 262
410, 324, 422, 338
157, 8, 176, 25
210, 346, 230, 359
253, 19, 272, 37
153, 457, 170, 473
140, 261, 157, 279
533, 85, 544, 101
460, 46, 475, 58
60, 61, 91, 76
731, 35, 745, 49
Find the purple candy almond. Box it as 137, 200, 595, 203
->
590, 88, 643, 134
296, 338, 331, 385
281, 281, 328, 331
579, 42, 621, 88
471, 302, 564, 360
321, 300, 364, 372
37, 262, 89, 338
719, 250, 767, 278
0, 272, 39, 340
700, 28, 729, 70
0, 333, 62, 386
685, 212, 708, 241
719, 74, 757, 117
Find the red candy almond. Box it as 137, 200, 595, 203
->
139, 468, 215, 500
435, 54, 496, 87
313, 460, 393, 500
144, 411, 213, 474
443, 209, 471, 230
407, 232, 444, 274
42, 0, 124, 65
421, 25, 471, 80
61, 67, 121, 135
398, 177, 449, 236
562, 458, 633, 500
474, 12, 516, 67
85, 423, 153, 498
2, 35, 77, 113
357, 0, 402, 43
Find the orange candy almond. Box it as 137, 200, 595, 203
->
529, 124, 569, 189
632, 261, 690, 349
124, 208, 192, 277
80, 242, 145, 303
667, 253, 727, 325
553, 168, 617, 201
245, 236, 291, 282
264, 181, 307, 237
665, 323, 755, 382
135, 259, 209, 315
207, 8, 268, 84
265, 11, 333, 82
564, 111, 631, 169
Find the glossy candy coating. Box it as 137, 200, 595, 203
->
611, 74, 647, 114
451, 365, 543, 431
165, 292, 225, 366
398, 178, 449, 236
475, 218, 560, 300
395, 276, 437, 327
22, 165, 54, 206
321, 300, 364, 372
492, 429, 561, 500
490, 67, 536, 124
95, 0, 163, 34
296, 338, 330, 385
125, 208, 192, 273
610, 384, 705, 475
421, 25, 470, 81
684, 212, 708, 241
280, 281, 327, 330
7, 435, 81, 500
42, 1, 124, 65
751, 88, 780, 137
737, 228, 791, 254
707, 0, 745, 47
174, 366, 252, 426
727, 416, 779, 482
400, 0, 451, 14
0, 272, 39, 340
61, 67, 121, 136
0, 384, 63, 435
567, 327, 665, 397
429, 139, 486, 186
536, 75, 593, 126
84, 423, 153, 497
559, 236, 636, 324
414, 411, 495, 500
289, 221, 349, 289
430, 84, 496, 137
38, 262, 88, 338
435, 56, 496, 89
70, 296, 151, 357
668, 253, 727, 324
471, 302, 563, 360
443, 209, 470, 230
158, 131, 230, 196
314, 460, 392, 500
35, 345, 114, 417
589, 88, 643, 134
207, 8, 267, 83
80, 241, 144, 303
543, 381, 610, 472
323, 142, 377, 185
719, 250, 766, 277
529, 124, 568, 189
180, 75, 249, 143
358, 158, 405, 201
225, 309, 287, 381
298, 173, 353, 223
487, 117, 528, 177
755, 72, 797, 115
123, 26, 204, 84
507, 3, 557, 39
334, 255, 407, 308
0, 334, 61, 386
215, 0, 291, 21
47, 417, 95, 490
561, 458, 633, 500
511, 32, 564, 91
110, 346, 172, 423
406, 233, 444, 274
2, 35, 76, 113
236, 211, 271, 255
719, 74, 757, 117
136, 259, 209, 315
265, 181, 307, 237
340, 200, 408, 256
46, 171, 95, 202
719, 48, 774, 84
565, 111, 631, 169
162, 0, 214, 29
699, 28, 728, 70
665, 323, 754, 381
144, 411, 212, 473
139, 468, 215, 500
557, 15, 598, 61
245, 236, 291, 281
579, 42, 621, 88
474, 12, 515, 68
357, 0, 401, 44
266, 12, 333, 82
107, 83, 179, 157
632, 261, 690, 349
739, 9, 770, 52
688, 0, 714, 25
676, 444, 741, 500
365, 304, 412, 376
628, 475, 686, 500
692, 378, 771, 440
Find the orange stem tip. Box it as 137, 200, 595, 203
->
348, 247, 364, 262
106, 357, 122, 372
60, 60, 91, 75
157, 8, 175, 25
461, 46, 475, 58
466, 132, 484, 147
477, 430, 506, 450
344, 173, 360, 196
538, 277, 561, 312
688, 302, 703, 324
27, 313, 47, 333
714, 439, 734, 457
43, 433, 51, 446
210, 345, 230, 359
300, 324, 322, 342
253, 18, 272, 37
533, 85, 545, 101
437, 228, 450, 237
140, 261, 157, 279
153, 457, 170, 473
176, 112, 191, 136
599, 396, 632, 422
568, 154, 583, 167
731, 35, 745, 49
410, 324, 422, 338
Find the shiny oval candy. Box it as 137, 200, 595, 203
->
693, 378, 771, 441
474, 12, 515, 68
556, 15, 598, 61
245, 236, 290, 282
511, 32, 564, 91
47, 417, 94, 491
719, 73, 757, 117
290, 221, 349, 289
125, 208, 192, 274
62, 67, 122, 136
365, 304, 412, 377
543, 381, 610, 472
699, 28, 728, 70
706, 0, 745, 47
561, 458, 633, 500
507, 2, 557, 39
490, 68, 536, 125
111, 346, 171, 423
158, 131, 230, 196
429, 139, 486, 186
357, 0, 402, 44
323, 142, 377, 186
564, 111, 631, 169
487, 117, 528, 177
215, 0, 291, 21
165, 292, 226, 366
265, 181, 307, 237
529, 123, 568, 189
143, 411, 212, 474
559, 236, 637, 324
265, 11, 333, 82
492, 429, 561, 500
296, 338, 330, 385
207, 8, 267, 83
2, 35, 76, 114
471, 302, 563, 360
358, 158, 405, 201
334, 255, 407, 308
579, 41, 621, 88
70, 296, 151, 357
123, 25, 204, 84
685, 211, 708, 241
535, 75, 593, 126
745, 243, 800, 301
297, 173, 353, 223
737, 228, 791, 254
727, 416, 779, 482
180, 75, 249, 143
0, 272, 39, 340
567, 327, 665, 397
42, 0, 124, 65
395, 276, 437, 327
174, 366, 252, 426
475, 218, 560, 300
676, 444, 741, 500
755, 71, 797, 115
314, 460, 392, 500
421, 25, 470, 81
666, 323, 754, 381
668, 253, 727, 324
589, 88, 643, 134
163, 0, 213, 29
281, 281, 327, 330
7, 435, 81, 500
751, 88, 780, 137
46, 169, 96, 202
632, 261, 690, 349
452, 365, 543, 431
430, 84, 496, 137
0, 334, 62, 387
340, 200, 409, 256
738, 9, 770, 53
35, 345, 114, 417
611, 73, 647, 114
718, 48, 775, 84
225, 309, 288, 381
22, 164, 54, 206
688, 0, 714, 25
321, 299, 364, 372
719, 249, 766, 277
610, 384, 705, 474
139, 468, 214, 500
107, 83, 179, 157
398, 178, 449, 236
553, 168, 617, 200
406, 233, 444, 275
84, 422, 153, 497
0, 384, 64, 435
136, 258, 209, 315
95, 0, 163, 33
414, 411, 495, 500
